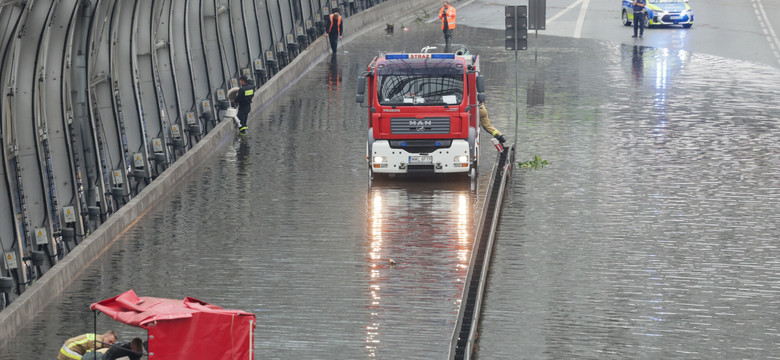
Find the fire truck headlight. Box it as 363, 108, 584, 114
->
372, 156, 388, 168
454, 155, 469, 163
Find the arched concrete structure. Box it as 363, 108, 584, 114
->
0, 0, 441, 346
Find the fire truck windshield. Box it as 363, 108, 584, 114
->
377, 74, 464, 106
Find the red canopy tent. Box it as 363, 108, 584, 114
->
91, 290, 255, 360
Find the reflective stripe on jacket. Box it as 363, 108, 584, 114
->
439, 5, 456, 30
479, 103, 502, 136
58, 334, 104, 360
328, 14, 342, 35
234, 84, 254, 106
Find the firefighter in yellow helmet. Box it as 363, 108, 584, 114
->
438, 1, 457, 47
58, 331, 117, 360
479, 102, 506, 144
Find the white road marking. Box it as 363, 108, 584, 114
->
752, 0, 780, 65
547, 0, 590, 38
548, 0, 585, 24
574, 0, 591, 38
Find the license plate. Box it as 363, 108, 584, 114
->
670, 15, 680, 19
409, 155, 432, 163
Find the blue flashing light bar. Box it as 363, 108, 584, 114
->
385, 53, 456, 60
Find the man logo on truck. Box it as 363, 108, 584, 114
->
409, 120, 432, 126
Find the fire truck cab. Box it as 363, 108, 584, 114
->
356, 49, 485, 178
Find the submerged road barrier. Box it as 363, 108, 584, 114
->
449, 145, 515, 360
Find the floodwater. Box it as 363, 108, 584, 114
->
474, 35, 780, 359
3, 24, 780, 360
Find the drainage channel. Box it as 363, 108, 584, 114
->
448, 144, 515, 360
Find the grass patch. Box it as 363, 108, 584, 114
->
518, 155, 550, 169
415, 9, 430, 24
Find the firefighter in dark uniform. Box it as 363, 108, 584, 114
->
327, 8, 343, 54
233, 75, 254, 134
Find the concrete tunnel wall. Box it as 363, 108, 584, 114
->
0, 0, 443, 344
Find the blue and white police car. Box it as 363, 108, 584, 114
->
622, 0, 694, 29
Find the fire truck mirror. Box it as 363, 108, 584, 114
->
476, 75, 486, 93
356, 77, 366, 95
478, 93, 486, 103
356, 77, 366, 104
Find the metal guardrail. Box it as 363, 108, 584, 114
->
448, 144, 515, 360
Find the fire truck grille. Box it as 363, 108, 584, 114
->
391, 117, 450, 134
388, 139, 453, 153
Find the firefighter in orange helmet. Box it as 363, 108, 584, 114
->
438, 1, 457, 47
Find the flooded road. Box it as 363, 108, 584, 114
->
4, 20, 780, 360
2, 23, 484, 360
474, 35, 780, 359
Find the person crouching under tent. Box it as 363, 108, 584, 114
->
57, 331, 116, 360
81, 337, 144, 360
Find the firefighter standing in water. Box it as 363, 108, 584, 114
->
438, 1, 456, 47
233, 75, 254, 135
327, 8, 343, 54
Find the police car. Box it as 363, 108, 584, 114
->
622, 0, 694, 28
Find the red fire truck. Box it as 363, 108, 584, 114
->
356, 49, 485, 178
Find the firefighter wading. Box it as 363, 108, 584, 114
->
327, 9, 343, 54
234, 75, 254, 134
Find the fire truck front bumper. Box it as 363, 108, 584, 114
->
369, 140, 472, 174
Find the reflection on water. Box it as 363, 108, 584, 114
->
632, 45, 644, 85
0, 23, 481, 360
328, 53, 342, 89
364, 179, 475, 358
475, 30, 780, 359
4, 22, 780, 359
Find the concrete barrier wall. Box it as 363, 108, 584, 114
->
0, 0, 443, 349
